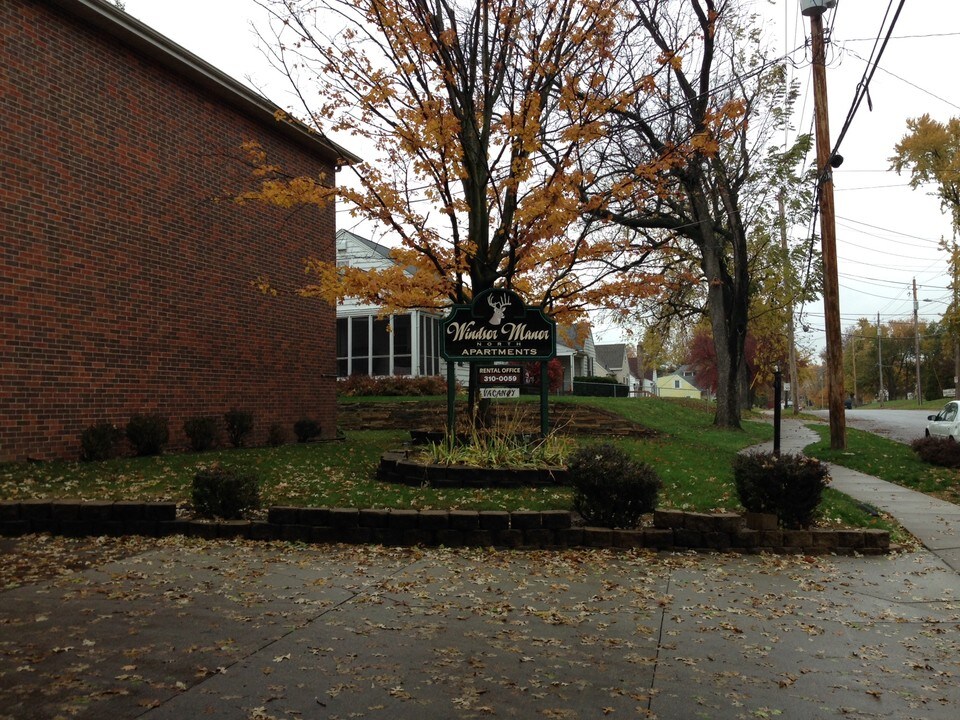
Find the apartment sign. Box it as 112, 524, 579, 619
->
478, 365, 522, 399
441, 288, 556, 361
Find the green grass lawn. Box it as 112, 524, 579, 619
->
804, 424, 960, 504
558, 397, 773, 511
0, 397, 893, 530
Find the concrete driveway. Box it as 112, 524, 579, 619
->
2, 535, 960, 720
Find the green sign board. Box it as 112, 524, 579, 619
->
441, 288, 556, 361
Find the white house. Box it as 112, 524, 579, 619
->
628, 356, 656, 396
335, 229, 599, 390
556, 324, 600, 393
334, 229, 443, 378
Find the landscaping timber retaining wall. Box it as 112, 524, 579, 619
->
0, 500, 891, 555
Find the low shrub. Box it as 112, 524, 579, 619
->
294, 418, 321, 443
267, 423, 288, 447
183, 416, 219, 452
125, 414, 169, 456
911, 435, 960, 468
573, 375, 620, 384
732, 451, 829, 529
80, 421, 124, 461
572, 376, 630, 398
224, 409, 254, 448
337, 375, 447, 397
567, 443, 661, 528
192, 464, 260, 520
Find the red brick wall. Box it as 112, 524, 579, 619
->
1, 0, 340, 460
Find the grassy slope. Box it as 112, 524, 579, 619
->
1, 397, 898, 533
2, 397, 771, 513
559, 397, 772, 511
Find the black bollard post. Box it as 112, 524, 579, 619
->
773, 368, 782, 457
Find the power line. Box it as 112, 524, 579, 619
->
843, 31, 960, 41
830, 0, 908, 159
835, 215, 947, 245
834, 182, 910, 191
838, 272, 950, 291
839, 281, 915, 300
841, 45, 960, 112
836, 234, 943, 259
837, 254, 943, 272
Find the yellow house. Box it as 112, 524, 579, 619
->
655, 367, 703, 399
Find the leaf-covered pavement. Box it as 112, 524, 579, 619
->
1, 536, 959, 719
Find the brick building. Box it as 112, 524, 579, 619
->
1, 0, 358, 460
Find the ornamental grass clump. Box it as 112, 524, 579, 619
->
426, 429, 569, 469
294, 418, 321, 443
267, 423, 288, 447
566, 443, 661, 528
425, 409, 569, 468
224, 409, 254, 448
732, 451, 829, 529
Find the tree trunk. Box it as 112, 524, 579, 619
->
707, 293, 743, 429
691, 190, 747, 430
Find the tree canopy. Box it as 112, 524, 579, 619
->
891, 115, 960, 379
246, 0, 674, 325
577, 0, 804, 427
891, 114, 960, 236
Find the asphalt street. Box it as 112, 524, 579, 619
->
809, 408, 933, 445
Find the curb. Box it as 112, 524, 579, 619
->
0, 500, 891, 555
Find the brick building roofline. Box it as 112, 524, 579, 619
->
49, 0, 361, 169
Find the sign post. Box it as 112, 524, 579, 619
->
441, 288, 557, 437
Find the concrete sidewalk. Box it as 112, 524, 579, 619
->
2, 537, 960, 720
756, 419, 960, 573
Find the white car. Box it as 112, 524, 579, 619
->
926, 401, 960, 440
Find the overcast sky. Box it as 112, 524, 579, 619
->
120, 0, 960, 353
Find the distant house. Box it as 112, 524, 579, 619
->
628, 356, 656, 395
1, 0, 359, 460
334, 229, 443, 378
655, 365, 704, 400
556, 324, 599, 392
595, 343, 633, 388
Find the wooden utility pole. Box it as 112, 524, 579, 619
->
913, 277, 922, 405
808, 6, 846, 448
877, 312, 885, 406
953, 242, 960, 395
852, 335, 857, 406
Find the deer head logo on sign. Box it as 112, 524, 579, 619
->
487, 293, 511, 326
